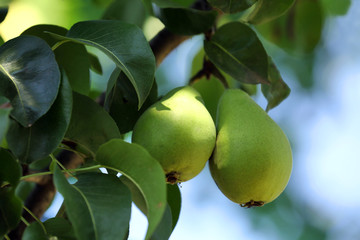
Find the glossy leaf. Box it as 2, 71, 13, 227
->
53, 170, 132, 240
256, 0, 323, 54
262, 58, 290, 111
105, 69, 158, 133
0, 149, 22, 237
247, 0, 295, 24
159, 8, 217, 35
21, 24, 68, 47
207, 0, 256, 13
204, 22, 269, 84
0, 36, 60, 127
64, 92, 120, 158
0, 107, 11, 144
7, 77, 72, 163
50, 20, 156, 108
96, 139, 167, 240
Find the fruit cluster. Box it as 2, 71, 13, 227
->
132, 86, 292, 207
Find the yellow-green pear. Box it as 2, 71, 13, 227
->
210, 89, 292, 207
132, 86, 216, 184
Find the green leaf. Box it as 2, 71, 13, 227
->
0, 107, 11, 144
7, 77, 72, 163
159, 8, 217, 35
50, 20, 156, 108
88, 52, 103, 75
261, 58, 290, 111
207, 0, 256, 13
15, 181, 35, 202
55, 42, 91, 95
43, 218, 76, 240
204, 22, 269, 84
105, 69, 158, 133
22, 222, 48, 240
53, 170, 132, 240
0, 36, 61, 127
321, 0, 351, 16
0, 7, 8, 23
256, 0, 323, 54
96, 139, 167, 240
0, 149, 22, 237
21, 24, 68, 47
247, 0, 295, 24
166, 184, 181, 230
64, 92, 120, 158
151, 204, 172, 240
152, 0, 195, 8
102, 0, 147, 28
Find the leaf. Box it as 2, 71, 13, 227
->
256, 0, 323, 54
151, 0, 195, 8
0, 7, 8, 23
159, 8, 217, 35
207, 0, 256, 13
261, 58, 290, 111
204, 22, 269, 84
151, 204, 172, 240
49, 20, 156, 108
22, 222, 48, 240
0, 107, 11, 144
22, 25, 92, 95
105, 69, 158, 133
44, 218, 76, 240
7, 77, 72, 164
0, 149, 22, 237
87, 52, 103, 75
0, 36, 61, 127
166, 184, 181, 230
96, 139, 167, 240
321, 0, 351, 16
21, 24, 68, 47
55, 42, 91, 95
64, 92, 120, 158
53, 170, 132, 240
247, 0, 295, 25
102, 0, 147, 28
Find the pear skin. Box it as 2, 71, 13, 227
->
132, 86, 216, 183
210, 89, 292, 207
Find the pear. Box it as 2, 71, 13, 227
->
132, 86, 216, 184
209, 89, 292, 207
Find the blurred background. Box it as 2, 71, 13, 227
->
1, 0, 359, 239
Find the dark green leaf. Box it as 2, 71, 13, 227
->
21, 24, 68, 47
0, 149, 22, 237
87, 52, 103, 75
204, 22, 269, 84
55, 42, 91, 95
96, 139, 167, 240
15, 181, 35, 202
247, 0, 295, 24
159, 8, 217, 35
50, 20, 156, 108
44, 218, 76, 240
102, 0, 146, 28
207, 0, 256, 13
152, 0, 194, 8
256, 0, 323, 54
105, 69, 158, 133
64, 92, 120, 158
53, 170, 132, 240
166, 184, 181, 230
0, 107, 11, 144
7, 77, 72, 163
0, 36, 61, 127
22, 222, 48, 240
261, 58, 290, 111
151, 204, 172, 240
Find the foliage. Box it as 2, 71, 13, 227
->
0, 0, 349, 239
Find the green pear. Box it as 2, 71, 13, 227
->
209, 89, 292, 207
132, 86, 216, 184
